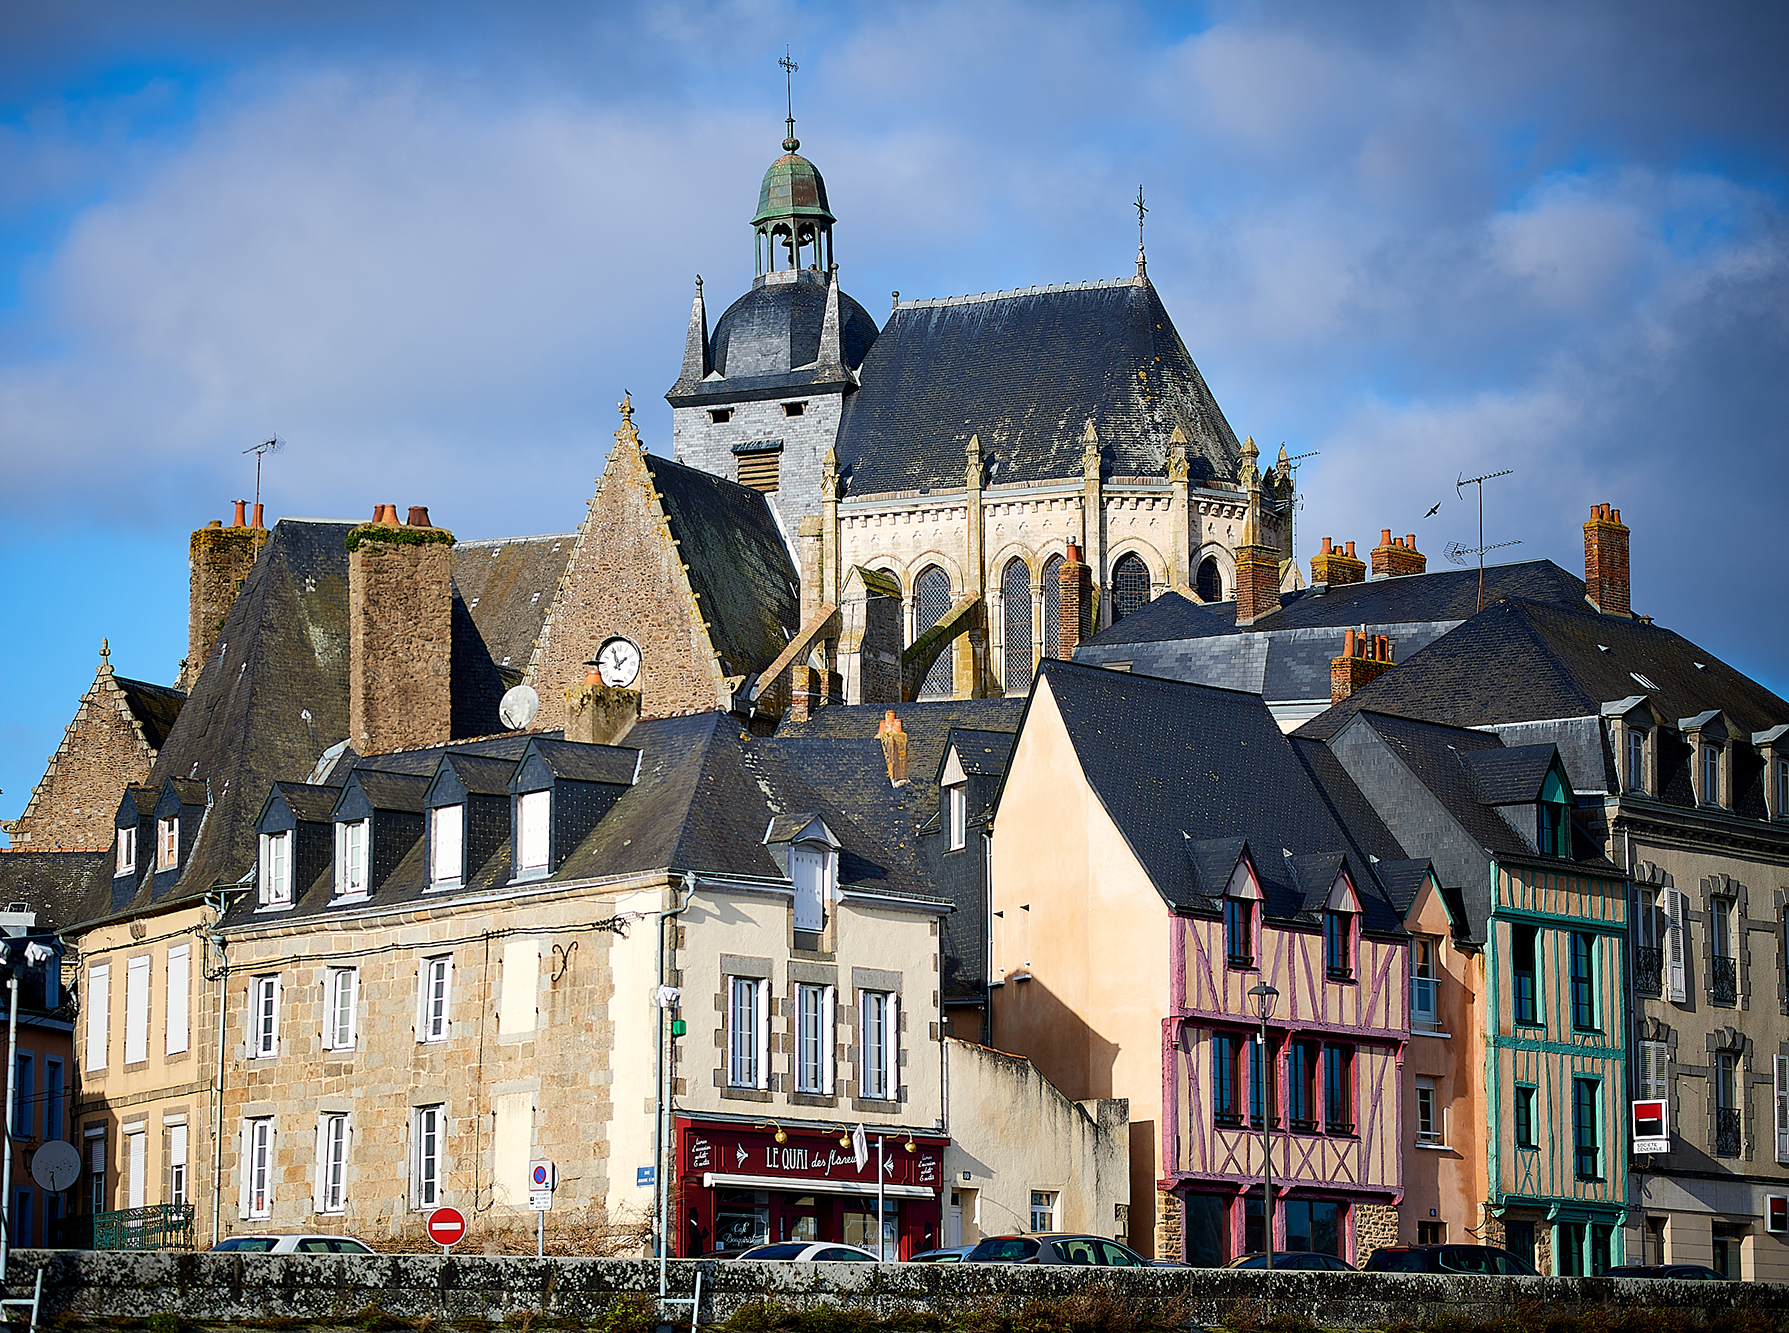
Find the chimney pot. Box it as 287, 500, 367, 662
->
1065, 542, 1083, 564
251, 503, 265, 529
1345, 541, 1356, 558
1381, 528, 1392, 544
1406, 534, 1416, 548
377, 504, 401, 527
1372, 528, 1427, 578
407, 506, 433, 528
233, 500, 247, 528
1320, 537, 1333, 555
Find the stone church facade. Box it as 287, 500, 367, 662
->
667, 120, 1296, 702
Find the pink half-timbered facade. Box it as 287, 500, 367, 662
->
1165, 848, 1407, 1264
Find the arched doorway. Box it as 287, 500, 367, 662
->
914, 566, 954, 699
1041, 554, 1064, 660
1196, 557, 1224, 603
1002, 560, 1033, 694
1111, 553, 1151, 622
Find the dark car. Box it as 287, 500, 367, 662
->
1226, 1251, 1356, 1271
1362, 1245, 1537, 1276
966, 1235, 1151, 1266
1606, 1264, 1728, 1281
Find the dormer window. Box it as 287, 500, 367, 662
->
1324, 911, 1354, 981
1224, 860, 1261, 969
157, 818, 179, 872
335, 820, 369, 899
1776, 755, 1789, 821
1702, 741, 1723, 808
517, 791, 550, 876
947, 784, 967, 851
790, 842, 836, 933
1538, 769, 1571, 858
1626, 727, 1647, 794
115, 827, 136, 878
429, 805, 464, 887
258, 831, 292, 909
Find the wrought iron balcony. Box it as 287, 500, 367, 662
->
1633, 946, 1663, 998
1711, 955, 1738, 1006
1716, 1107, 1742, 1158
93, 1203, 195, 1251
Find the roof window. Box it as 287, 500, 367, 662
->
782, 401, 806, 417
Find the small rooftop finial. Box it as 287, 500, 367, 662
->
618, 391, 634, 427
1135, 185, 1148, 278
100, 637, 110, 664
780, 47, 800, 152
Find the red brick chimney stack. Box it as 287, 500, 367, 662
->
1058, 543, 1093, 657
1330, 628, 1396, 704
1370, 529, 1427, 578
1310, 536, 1367, 587
1583, 503, 1631, 617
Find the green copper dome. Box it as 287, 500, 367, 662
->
752, 137, 836, 227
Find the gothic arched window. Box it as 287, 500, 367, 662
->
914, 565, 954, 699
1111, 553, 1151, 622
1196, 557, 1224, 603
1002, 560, 1033, 694
1041, 554, 1064, 661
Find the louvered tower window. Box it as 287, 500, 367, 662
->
1041, 554, 1064, 660
915, 566, 953, 699
1002, 559, 1032, 693
1112, 553, 1151, 621
732, 439, 783, 493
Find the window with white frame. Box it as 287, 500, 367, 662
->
325, 968, 358, 1050
429, 805, 463, 886
1702, 741, 1723, 807
1410, 938, 1440, 1029
165, 945, 189, 1057
728, 976, 768, 1089
859, 990, 898, 1101
417, 956, 451, 1043
317, 1113, 349, 1214
115, 826, 136, 877
123, 954, 150, 1065
87, 1133, 107, 1214
795, 983, 834, 1095
84, 964, 109, 1072
249, 975, 280, 1059
413, 1105, 444, 1208
335, 820, 369, 899
157, 817, 179, 872
947, 784, 967, 851
168, 1122, 188, 1206
517, 790, 550, 874
1030, 1190, 1058, 1233
1626, 727, 1647, 794
258, 831, 292, 908
1415, 1077, 1443, 1145
244, 1118, 274, 1219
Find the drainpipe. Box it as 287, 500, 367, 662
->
207, 894, 230, 1247
655, 872, 696, 1299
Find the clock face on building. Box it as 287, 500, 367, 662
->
595, 637, 642, 688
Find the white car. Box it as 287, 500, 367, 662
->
732, 1242, 881, 1261
210, 1234, 375, 1254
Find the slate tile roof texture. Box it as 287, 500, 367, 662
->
450, 534, 577, 674
268, 782, 341, 824
0, 850, 107, 932
1459, 745, 1561, 806
114, 677, 186, 751
939, 728, 1016, 779
835, 278, 1240, 497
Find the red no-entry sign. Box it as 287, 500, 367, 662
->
426, 1206, 467, 1250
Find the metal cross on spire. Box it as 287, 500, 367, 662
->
1135, 186, 1148, 277
780, 47, 799, 148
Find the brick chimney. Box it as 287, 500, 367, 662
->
1057, 543, 1093, 657
878, 710, 909, 787
1233, 488, 1283, 625
1583, 503, 1630, 616
1370, 530, 1426, 578
1330, 628, 1396, 704
348, 504, 454, 754
1310, 537, 1366, 588
182, 501, 270, 691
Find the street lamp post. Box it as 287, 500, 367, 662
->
1248, 983, 1279, 1273
1, 938, 54, 1286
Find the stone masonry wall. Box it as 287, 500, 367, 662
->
184, 521, 269, 692
12, 1251, 1789, 1330
2, 656, 158, 850
1355, 1202, 1399, 1257
348, 539, 453, 755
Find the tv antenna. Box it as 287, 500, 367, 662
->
1455, 468, 1515, 612
1280, 447, 1320, 567
243, 436, 284, 512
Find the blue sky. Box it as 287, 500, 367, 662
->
4, 1, 1787, 837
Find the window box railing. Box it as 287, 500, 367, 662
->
1214, 1111, 1244, 1128
1326, 966, 1354, 983
1288, 1117, 1319, 1135
1248, 1115, 1281, 1131
1227, 953, 1255, 970
1711, 956, 1738, 1006
1716, 1107, 1742, 1158
1324, 1120, 1355, 1137
1633, 946, 1663, 998
93, 1203, 195, 1251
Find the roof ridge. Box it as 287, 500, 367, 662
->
895, 276, 1137, 311
454, 532, 577, 549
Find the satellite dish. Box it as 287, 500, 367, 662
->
32, 1140, 80, 1193
500, 685, 540, 731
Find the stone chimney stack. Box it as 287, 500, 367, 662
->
1370, 529, 1426, 578
878, 710, 909, 787
1057, 543, 1094, 657
1583, 503, 1630, 617
1330, 628, 1396, 704
1310, 537, 1366, 588
182, 501, 271, 691
348, 504, 454, 755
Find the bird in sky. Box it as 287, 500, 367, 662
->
1424, 501, 1442, 518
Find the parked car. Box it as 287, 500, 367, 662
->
1606, 1264, 1728, 1281
209, 1234, 375, 1254
732, 1242, 881, 1262
1226, 1251, 1356, 1271
965, 1235, 1151, 1266
909, 1245, 976, 1263
1362, 1245, 1537, 1276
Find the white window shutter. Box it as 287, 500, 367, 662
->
822, 985, 836, 1096
85, 965, 110, 1072
123, 956, 150, 1065
1667, 891, 1688, 1003
886, 994, 900, 1099
755, 978, 771, 1090
270, 975, 282, 1057
238, 1121, 252, 1219
1775, 1056, 1789, 1164
312, 1116, 326, 1214
346, 970, 359, 1048
165, 946, 190, 1057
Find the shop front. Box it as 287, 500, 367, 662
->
676, 1117, 946, 1258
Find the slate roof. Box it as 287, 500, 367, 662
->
835, 277, 1240, 497
451, 534, 575, 673
114, 676, 186, 751
1026, 660, 1402, 935
524, 739, 640, 786
646, 453, 802, 679
0, 851, 107, 932
939, 729, 1016, 779
1460, 745, 1559, 806
268, 782, 340, 824
345, 771, 430, 813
